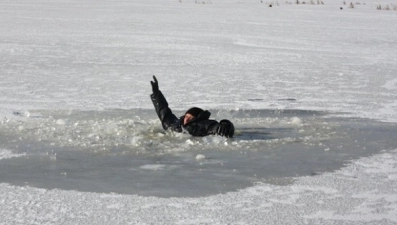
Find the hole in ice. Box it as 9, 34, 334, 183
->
0, 109, 396, 198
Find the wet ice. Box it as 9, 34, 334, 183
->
0, 109, 396, 197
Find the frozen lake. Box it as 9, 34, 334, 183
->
1, 109, 396, 197
1, 0, 397, 223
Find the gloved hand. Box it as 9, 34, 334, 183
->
216, 119, 234, 138
150, 75, 159, 93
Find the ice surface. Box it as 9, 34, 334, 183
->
1, 0, 397, 223
1, 150, 397, 224
1, 0, 396, 123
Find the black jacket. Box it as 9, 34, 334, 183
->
150, 91, 222, 137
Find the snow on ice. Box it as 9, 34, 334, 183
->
1, 0, 397, 224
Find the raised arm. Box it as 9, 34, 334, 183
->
150, 76, 179, 130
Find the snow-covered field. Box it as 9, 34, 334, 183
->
1, 0, 397, 224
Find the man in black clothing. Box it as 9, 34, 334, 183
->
150, 76, 234, 138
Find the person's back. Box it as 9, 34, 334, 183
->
150, 76, 234, 138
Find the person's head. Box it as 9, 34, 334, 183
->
183, 107, 203, 125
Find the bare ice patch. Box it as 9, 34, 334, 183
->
0, 109, 396, 197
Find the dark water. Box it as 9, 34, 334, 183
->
0, 109, 396, 197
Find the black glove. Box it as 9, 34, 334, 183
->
150, 75, 159, 93
216, 119, 234, 138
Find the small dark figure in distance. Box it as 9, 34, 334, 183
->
150, 76, 234, 138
